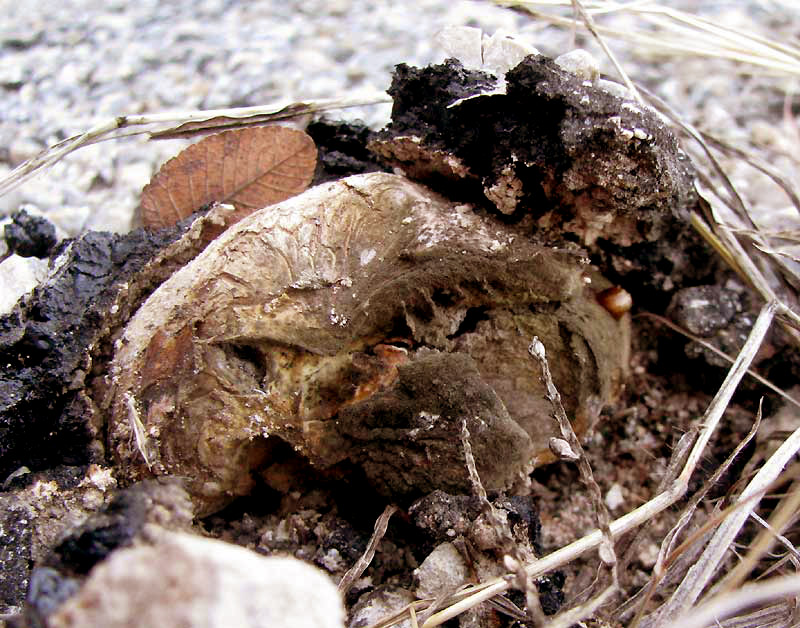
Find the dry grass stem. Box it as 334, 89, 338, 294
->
0, 93, 390, 200
697, 132, 800, 217
338, 504, 398, 596
662, 574, 800, 628
491, 1, 800, 76
528, 337, 619, 576
545, 584, 617, 628
567, 0, 643, 104
721, 480, 800, 594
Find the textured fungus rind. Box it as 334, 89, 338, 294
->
107, 172, 628, 515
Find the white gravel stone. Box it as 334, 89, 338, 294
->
605, 483, 625, 511
414, 541, 469, 600
350, 586, 416, 628
0, 254, 50, 314
48, 530, 345, 628
555, 48, 600, 82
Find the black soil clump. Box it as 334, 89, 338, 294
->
4, 209, 58, 258
0, 227, 180, 480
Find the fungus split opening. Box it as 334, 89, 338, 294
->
107, 173, 629, 515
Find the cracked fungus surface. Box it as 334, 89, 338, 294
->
107, 172, 629, 515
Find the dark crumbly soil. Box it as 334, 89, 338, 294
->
0, 227, 181, 479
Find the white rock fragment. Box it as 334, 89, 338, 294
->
597, 78, 633, 100
638, 541, 661, 569
350, 586, 416, 628
555, 49, 600, 82
415, 542, 469, 599
605, 483, 625, 510
0, 254, 50, 314
360, 248, 377, 266
48, 531, 345, 628
435, 25, 484, 70
481, 29, 539, 76
435, 26, 538, 76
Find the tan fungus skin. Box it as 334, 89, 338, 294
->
106, 173, 629, 515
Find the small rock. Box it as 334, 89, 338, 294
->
409, 490, 482, 543
637, 541, 661, 569
350, 586, 416, 628
435, 26, 484, 70
481, 29, 540, 76
47, 531, 345, 628
7, 136, 43, 164
597, 78, 634, 100
669, 285, 741, 337
554, 48, 599, 82
414, 542, 469, 599
0, 254, 50, 314
605, 483, 625, 510
669, 285, 749, 368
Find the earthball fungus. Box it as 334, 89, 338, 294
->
107, 172, 629, 515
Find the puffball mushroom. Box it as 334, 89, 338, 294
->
107, 173, 628, 515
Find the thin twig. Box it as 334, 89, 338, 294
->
528, 336, 620, 581
568, 0, 644, 104
339, 504, 398, 596
461, 420, 546, 624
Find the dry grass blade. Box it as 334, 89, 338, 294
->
139, 126, 317, 229
623, 408, 761, 626
662, 574, 800, 628
339, 504, 397, 596
0, 93, 389, 199
490, 1, 800, 75
546, 584, 617, 628
720, 480, 800, 594
528, 337, 619, 574
696, 132, 800, 218
647, 398, 800, 624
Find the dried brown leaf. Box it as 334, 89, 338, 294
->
139, 126, 317, 230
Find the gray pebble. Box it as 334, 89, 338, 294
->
669, 285, 741, 337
